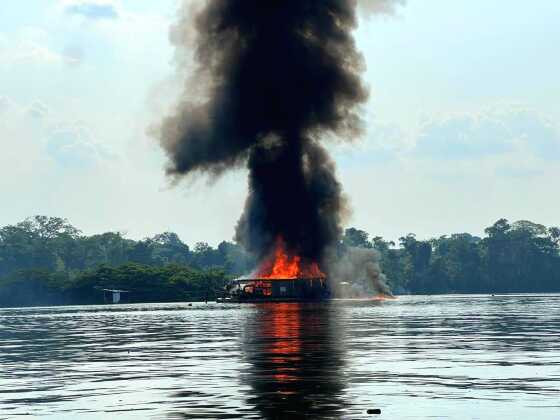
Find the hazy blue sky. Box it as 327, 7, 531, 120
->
1, 0, 559, 246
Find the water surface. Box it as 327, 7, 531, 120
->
1, 295, 559, 419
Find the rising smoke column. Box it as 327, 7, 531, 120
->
156, 1, 402, 266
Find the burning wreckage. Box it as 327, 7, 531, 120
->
222, 278, 330, 303
218, 238, 393, 302
220, 238, 331, 303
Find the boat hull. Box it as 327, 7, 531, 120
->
219, 278, 331, 303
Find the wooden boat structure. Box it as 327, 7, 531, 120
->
217, 277, 331, 303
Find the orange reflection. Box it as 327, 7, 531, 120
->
260, 303, 302, 383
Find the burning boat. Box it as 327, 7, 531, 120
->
222, 278, 330, 303
220, 238, 331, 303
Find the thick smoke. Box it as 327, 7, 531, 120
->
156, 1, 403, 266
329, 247, 393, 297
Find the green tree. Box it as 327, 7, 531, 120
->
342, 228, 372, 248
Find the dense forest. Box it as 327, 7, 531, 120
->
1, 216, 559, 307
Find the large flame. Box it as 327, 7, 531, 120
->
256, 237, 326, 280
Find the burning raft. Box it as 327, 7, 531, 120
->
219, 238, 331, 303
221, 278, 331, 303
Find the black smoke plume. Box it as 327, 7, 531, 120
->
156, 1, 401, 265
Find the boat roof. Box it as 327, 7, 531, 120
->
233, 278, 326, 283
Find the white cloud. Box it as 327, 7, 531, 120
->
61, 0, 119, 20
0, 96, 13, 114
360, 0, 407, 17
332, 104, 560, 242
45, 122, 113, 169
53, 0, 171, 68
26, 101, 50, 120
411, 105, 560, 162
0, 2, 243, 245
0, 95, 248, 245
0, 27, 66, 66
62, 45, 85, 66
7, 41, 64, 65
0, 97, 112, 171
0, 98, 51, 196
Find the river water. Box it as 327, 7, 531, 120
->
1, 295, 559, 419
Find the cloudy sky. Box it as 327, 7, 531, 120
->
1, 0, 559, 246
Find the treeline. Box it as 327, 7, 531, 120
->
344, 219, 560, 294
0, 216, 253, 306
1, 216, 559, 307
0, 216, 256, 277
0, 264, 226, 307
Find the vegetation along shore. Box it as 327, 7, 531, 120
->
1, 216, 559, 307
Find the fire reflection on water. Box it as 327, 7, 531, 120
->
263, 304, 302, 386
242, 302, 347, 418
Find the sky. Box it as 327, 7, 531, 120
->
1, 0, 559, 246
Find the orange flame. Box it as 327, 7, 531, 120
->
256, 237, 325, 279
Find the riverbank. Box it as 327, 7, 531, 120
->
0, 263, 228, 308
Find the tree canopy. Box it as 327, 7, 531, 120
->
0, 216, 559, 307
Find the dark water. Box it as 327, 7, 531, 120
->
1, 295, 559, 419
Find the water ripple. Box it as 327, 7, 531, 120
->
1, 295, 559, 419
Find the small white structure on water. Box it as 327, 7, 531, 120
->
102, 289, 129, 304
